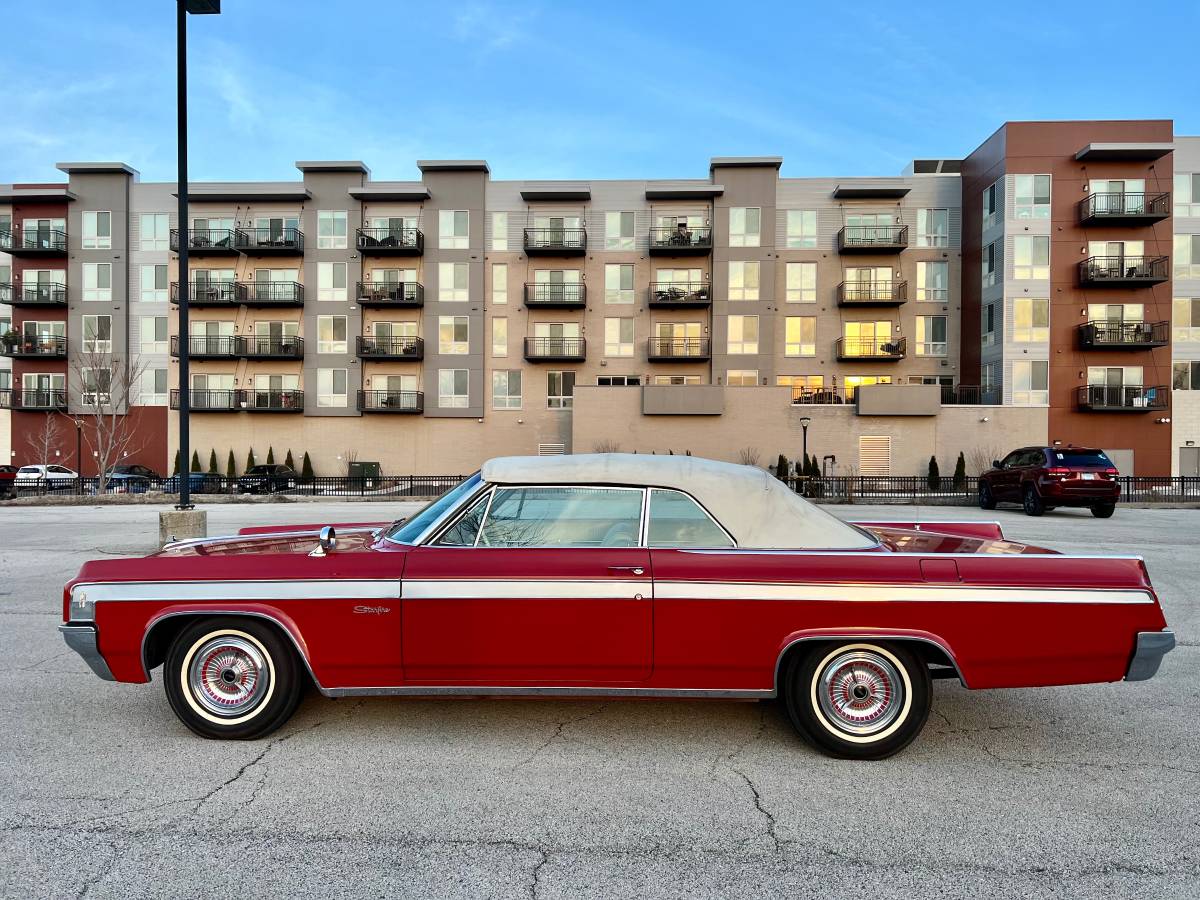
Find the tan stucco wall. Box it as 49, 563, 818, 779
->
1171, 391, 1200, 476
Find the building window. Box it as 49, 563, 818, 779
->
653, 375, 701, 385
82, 211, 112, 249
316, 315, 347, 354
1012, 360, 1049, 405
140, 213, 169, 251
983, 181, 999, 231
1013, 236, 1049, 279
141, 315, 168, 354
915, 315, 947, 356
916, 208, 949, 247
1174, 361, 1200, 390
439, 262, 469, 302
1176, 173, 1200, 218
728, 261, 760, 301
597, 375, 641, 386
727, 370, 758, 386
438, 369, 469, 408
492, 317, 507, 357
916, 261, 948, 302
785, 262, 816, 303
82, 315, 112, 353
981, 362, 998, 398
785, 210, 817, 248
1174, 234, 1200, 280
982, 241, 998, 287
492, 370, 522, 409
439, 210, 469, 249
318, 262, 347, 301
491, 212, 508, 251
605, 264, 635, 304
83, 263, 112, 302
982, 303, 996, 346
729, 207, 761, 247
784, 317, 816, 357
604, 317, 634, 357
547, 371, 575, 409
727, 315, 759, 354
492, 263, 508, 305
1013, 298, 1049, 342
141, 264, 168, 302
81, 368, 113, 406
1173, 297, 1200, 343
140, 368, 167, 406
317, 210, 348, 249
317, 368, 348, 407
439, 315, 469, 354
1013, 174, 1051, 219
605, 211, 636, 250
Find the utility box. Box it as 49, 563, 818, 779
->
348, 461, 381, 488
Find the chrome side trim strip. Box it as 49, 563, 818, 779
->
654, 581, 1154, 605
402, 580, 648, 600
59, 624, 116, 681
677, 550, 1147, 560
319, 685, 772, 699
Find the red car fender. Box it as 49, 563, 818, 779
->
772, 626, 966, 690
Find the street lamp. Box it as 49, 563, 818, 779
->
73, 418, 83, 477
175, 0, 221, 510
799, 416, 811, 471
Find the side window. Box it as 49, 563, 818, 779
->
436, 493, 491, 546
477, 486, 643, 548
1000, 451, 1023, 469
647, 489, 734, 548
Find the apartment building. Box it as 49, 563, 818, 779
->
2, 119, 1196, 477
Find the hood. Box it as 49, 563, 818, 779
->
154, 527, 381, 558
867, 525, 1056, 556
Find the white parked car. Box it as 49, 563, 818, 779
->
15, 464, 79, 491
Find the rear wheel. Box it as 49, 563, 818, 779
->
1022, 484, 1044, 517
978, 481, 996, 510
1091, 503, 1115, 519
164, 617, 303, 739
783, 641, 931, 760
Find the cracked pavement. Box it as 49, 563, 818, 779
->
0, 502, 1197, 899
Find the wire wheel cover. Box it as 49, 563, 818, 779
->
817, 650, 905, 736
188, 635, 271, 717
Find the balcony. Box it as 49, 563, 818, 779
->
1078, 320, 1170, 350
237, 335, 305, 360
647, 282, 711, 309
244, 389, 304, 412
1079, 192, 1170, 227
837, 225, 908, 254
237, 227, 304, 255
524, 282, 587, 309
239, 281, 304, 307
523, 228, 587, 256
837, 281, 907, 307
524, 337, 586, 362
0, 226, 68, 257
3, 280, 67, 307
940, 385, 1001, 405
356, 335, 424, 360
648, 226, 713, 256
835, 337, 906, 361
356, 227, 423, 256
358, 390, 424, 413
0, 388, 68, 411
1078, 256, 1169, 287
171, 335, 239, 360
356, 281, 424, 308
170, 389, 242, 412
1, 335, 67, 359
646, 338, 711, 362
1076, 384, 1168, 412
170, 228, 240, 256
171, 281, 242, 307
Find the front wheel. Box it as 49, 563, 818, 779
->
783, 642, 931, 760
1022, 484, 1044, 517
164, 617, 303, 739
978, 481, 996, 510
1091, 503, 1115, 519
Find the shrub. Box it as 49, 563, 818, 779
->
301, 452, 315, 483
226, 450, 237, 479
775, 454, 789, 481
952, 452, 967, 490
927, 455, 941, 491
246, 449, 256, 471
208, 449, 218, 474
284, 449, 296, 471
266, 446, 275, 465
172, 449, 180, 475
190, 450, 201, 472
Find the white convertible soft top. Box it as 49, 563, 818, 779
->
480, 453, 877, 550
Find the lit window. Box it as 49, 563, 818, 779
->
439, 315, 469, 354
604, 318, 634, 357
917, 261, 948, 301
1175, 234, 1200, 279
728, 261, 760, 301
1013, 236, 1049, 279
1013, 299, 1049, 342
727, 315, 759, 354
1011, 360, 1049, 405
492, 317, 507, 357
316, 315, 347, 354
492, 263, 508, 304
1173, 297, 1200, 343
915, 315, 947, 356
729, 207, 761, 247
784, 317, 816, 357
726, 370, 758, 386
785, 262, 816, 303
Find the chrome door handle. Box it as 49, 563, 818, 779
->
608, 566, 645, 576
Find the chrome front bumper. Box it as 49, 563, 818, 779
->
59, 624, 116, 681
1125, 629, 1176, 682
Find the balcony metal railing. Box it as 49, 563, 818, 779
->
1079, 320, 1170, 350
524, 282, 587, 307
648, 226, 713, 254
940, 384, 1000, 405
523, 228, 587, 255
170, 228, 240, 254
171, 281, 242, 306
524, 337, 586, 360
237, 227, 304, 254
246, 389, 305, 411
170, 389, 242, 412
835, 337, 906, 360
646, 338, 711, 361
837, 225, 908, 253
1077, 384, 1168, 412
171, 335, 238, 359
1079, 192, 1170, 224
1078, 255, 1169, 285
5, 281, 68, 306
239, 281, 304, 305
238, 336, 305, 359
358, 390, 424, 413
1, 335, 67, 359
0, 226, 68, 254
356, 281, 424, 307
647, 283, 711, 307
356, 227, 424, 255
356, 335, 425, 359
0, 388, 68, 411
837, 281, 907, 305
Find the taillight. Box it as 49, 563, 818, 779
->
1045, 467, 1071, 477
1104, 468, 1119, 476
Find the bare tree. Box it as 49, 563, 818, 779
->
966, 444, 1006, 476
25, 415, 64, 465
69, 345, 150, 493
343, 447, 360, 475
737, 446, 762, 467
592, 439, 621, 453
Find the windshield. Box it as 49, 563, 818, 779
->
1052, 450, 1112, 468
385, 473, 483, 544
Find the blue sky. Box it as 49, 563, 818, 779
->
3, 0, 1199, 184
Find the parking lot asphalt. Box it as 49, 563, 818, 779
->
0, 501, 1196, 899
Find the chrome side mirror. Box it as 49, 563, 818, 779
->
310, 525, 337, 557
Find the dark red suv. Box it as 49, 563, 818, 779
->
979, 446, 1120, 518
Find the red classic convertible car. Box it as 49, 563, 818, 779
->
60, 454, 1175, 759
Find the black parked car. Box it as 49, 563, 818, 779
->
102, 464, 163, 493
163, 472, 225, 495
237, 464, 298, 495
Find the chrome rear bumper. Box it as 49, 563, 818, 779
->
59, 624, 116, 681
1125, 629, 1175, 681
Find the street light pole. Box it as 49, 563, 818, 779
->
799, 416, 811, 470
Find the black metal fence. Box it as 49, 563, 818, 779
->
781, 475, 1200, 505
3, 474, 469, 501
